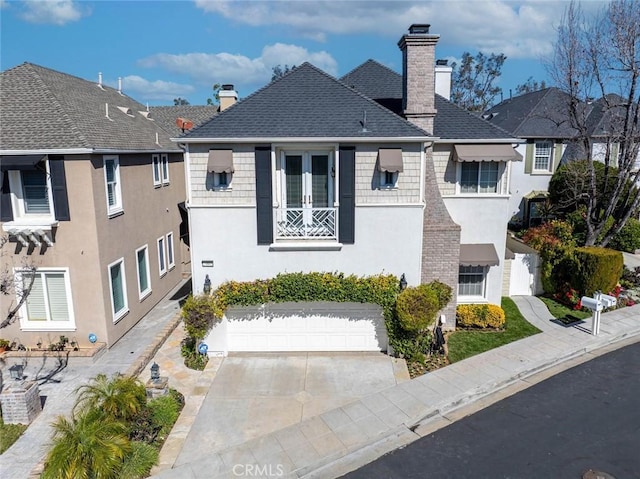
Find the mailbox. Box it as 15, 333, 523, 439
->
599, 293, 617, 309
581, 296, 602, 312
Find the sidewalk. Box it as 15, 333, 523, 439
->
0, 278, 191, 479
149, 297, 640, 479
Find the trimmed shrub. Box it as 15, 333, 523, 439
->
181, 294, 222, 340
396, 285, 440, 332
609, 218, 640, 253
570, 247, 624, 297
456, 304, 506, 329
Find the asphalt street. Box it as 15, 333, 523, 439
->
342, 341, 640, 479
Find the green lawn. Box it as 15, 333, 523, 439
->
447, 297, 541, 363
0, 416, 27, 454
538, 296, 592, 323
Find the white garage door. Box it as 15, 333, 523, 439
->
217, 302, 388, 353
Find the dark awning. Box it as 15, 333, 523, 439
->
454, 144, 523, 162
460, 243, 500, 266
0, 154, 46, 171
207, 149, 234, 173
378, 148, 404, 172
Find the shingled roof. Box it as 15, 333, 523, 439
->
149, 105, 218, 137
340, 59, 517, 141
0, 62, 180, 152
181, 62, 430, 140
483, 87, 580, 139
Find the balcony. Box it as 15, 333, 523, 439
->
275, 207, 337, 240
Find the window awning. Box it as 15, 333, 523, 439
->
207, 149, 234, 173
0, 155, 46, 171
454, 145, 523, 162
378, 148, 404, 172
460, 243, 500, 266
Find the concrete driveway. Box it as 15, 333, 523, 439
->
172, 352, 409, 467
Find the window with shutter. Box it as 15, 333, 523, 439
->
19, 269, 75, 330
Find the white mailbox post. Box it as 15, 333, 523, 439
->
580, 292, 616, 335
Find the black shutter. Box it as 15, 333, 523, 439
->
339, 146, 356, 244
1, 171, 13, 222
49, 156, 70, 221
255, 147, 273, 245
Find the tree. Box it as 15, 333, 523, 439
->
173, 97, 190, 105
206, 83, 222, 106
549, 0, 640, 247
73, 373, 147, 422
271, 64, 296, 82
1, 235, 37, 329
515, 76, 547, 95
450, 52, 506, 112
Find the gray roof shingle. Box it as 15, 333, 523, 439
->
340, 59, 517, 140
149, 105, 218, 137
182, 62, 430, 140
0, 62, 180, 152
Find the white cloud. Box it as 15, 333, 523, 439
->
119, 75, 196, 102
138, 43, 337, 88
194, 0, 604, 60
19, 0, 87, 26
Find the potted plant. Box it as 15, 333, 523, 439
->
0, 338, 10, 352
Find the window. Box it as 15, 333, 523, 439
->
19, 269, 75, 330
157, 236, 166, 276
7, 161, 54, 219
214, 171, 231, 188
152, 155, 161, 186
379, 171, 398, 188
104, 156, 122, 215
135, 245, 151, 300
108, 258, 128, 321
458, 265, 486, 298
161, 154, 169, 184
534, 141, 553, 171
166, 232, 175, 269
460, 162, 499, 194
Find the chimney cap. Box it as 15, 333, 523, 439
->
221, 84, 235, 91
409, 24, 430, 34
436, 59, 448, 66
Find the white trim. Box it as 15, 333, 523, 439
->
269, 242, 343, 251
7, 161, 55, 222
1, 148, 180, 155
435, 138, 524, 144
157, 236, 167, 277
166, 232, 175, 270
107, 258, 129, 322
16, 267, 76, 331
356, 203, 423, 207
419, 144, 426, 207
184, 144, 193, 205
135, 244, 152, 300
187, 203, 256, 209
458, 265, 487, 299
103, 155, 123, 216
174, 136, 439, 144
161, 153, 170, 185
152, 154, 162, 187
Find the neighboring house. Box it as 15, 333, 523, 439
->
178, 24, 522, 353
484, 88, 577, 227
0, 63, 186, 349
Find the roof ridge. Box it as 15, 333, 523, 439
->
26, 63, 93, 149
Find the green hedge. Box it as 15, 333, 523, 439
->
570, 247, 623, 296
456, 304, 506, 329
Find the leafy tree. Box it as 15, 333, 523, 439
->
515, 76, 547, 95
271, 64, 296, 82
73, 373, 147, 422
451, 52, 506, 112
173, 97, 190, 105
42, 410, 130, 479
206, 83, 222, 106
549, 0, 640, 246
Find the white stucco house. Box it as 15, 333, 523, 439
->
175, 24, 522, 352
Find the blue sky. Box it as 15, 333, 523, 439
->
1, 0, 605, 106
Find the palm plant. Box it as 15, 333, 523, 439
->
73, 373, 146, 422
41, 409, 130, 479
119, 441, 159, 479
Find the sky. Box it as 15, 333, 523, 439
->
0, 0, 607, 107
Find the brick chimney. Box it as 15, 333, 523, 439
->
398, 24, 439, 132
219, 84, 238, 111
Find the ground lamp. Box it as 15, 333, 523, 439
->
399, 273, 408, 291
9, 363, 24, 380
203, 274, 212, 294
150, 362, 160, 382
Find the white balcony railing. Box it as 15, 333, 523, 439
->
275, 207, 337, 240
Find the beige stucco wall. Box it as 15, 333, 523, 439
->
0, 152, 187, 350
